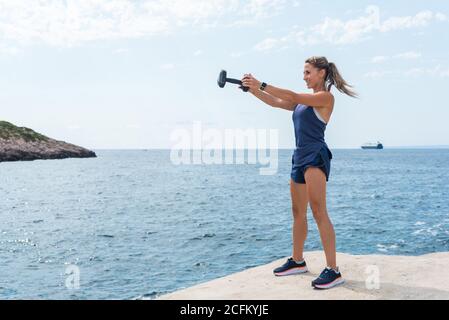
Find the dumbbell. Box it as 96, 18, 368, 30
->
217, 70, 249, 92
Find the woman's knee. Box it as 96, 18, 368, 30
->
292, 207, 307, 221
309, 202, 328, 223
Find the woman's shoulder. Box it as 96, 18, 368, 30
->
323, 91, 334, 100
323, 91, 335, 108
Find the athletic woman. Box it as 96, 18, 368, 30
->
241, 56, 357, 289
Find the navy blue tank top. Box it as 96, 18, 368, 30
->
292, 104, 330, 166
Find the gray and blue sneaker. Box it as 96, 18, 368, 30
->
312, 267, 345, 289
273, 257, 308, 276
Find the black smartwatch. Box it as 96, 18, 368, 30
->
260, 82, 267, 91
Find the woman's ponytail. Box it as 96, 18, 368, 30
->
327, 62, 358, 98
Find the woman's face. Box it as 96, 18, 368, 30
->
303, 63, 325, 89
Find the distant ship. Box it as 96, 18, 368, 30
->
361, 141, 383, 149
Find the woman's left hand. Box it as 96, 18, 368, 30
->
241, 73, 261, 93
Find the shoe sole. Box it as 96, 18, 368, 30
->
274, 266, 308, 276
312, 278, 345, 290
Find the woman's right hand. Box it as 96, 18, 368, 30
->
241, 73, 261, 94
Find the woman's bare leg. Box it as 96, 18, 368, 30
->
290, 179, 309, 261
304, 168, 337, 269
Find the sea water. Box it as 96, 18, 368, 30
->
0, 149, 448, 299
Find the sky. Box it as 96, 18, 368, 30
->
1, 0, 448, 149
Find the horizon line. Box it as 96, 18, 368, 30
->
88, 145, 449, 150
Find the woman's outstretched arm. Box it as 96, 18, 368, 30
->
264, 84, 333, 108
249, 87, 297, 111
242, 74, 333, 108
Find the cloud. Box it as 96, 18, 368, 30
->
371, 56, 388, 64
254, 38, 279, 51
311, 6, 381, 45
405, 65, 449, 78
364, 65, 449, 79
254, 6, 448, 49
193, 49, 203, 56
363, 70, 394, 79
254, 35, 291, 52
435, 12, 448, 21
371, 51, 421, 63
379, 10, 435, 32
0, 0, 285, 47
240, 0, 286, 19
393, 51, 422, 60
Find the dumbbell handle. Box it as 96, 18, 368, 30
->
227, 77, 249, 92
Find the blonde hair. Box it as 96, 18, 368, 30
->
305, 56, 358, 98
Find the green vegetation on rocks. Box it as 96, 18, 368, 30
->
0, 121, 49, 142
